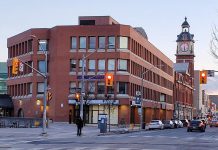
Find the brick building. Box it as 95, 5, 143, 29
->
173, 17, 195, 120
7, 16, 174, 124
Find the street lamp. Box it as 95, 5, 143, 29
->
140, 65, 163, 130
30, 35, 48, 135
80, 44, 114, 120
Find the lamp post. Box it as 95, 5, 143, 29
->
30, 35, 48, 135
80, 44, 114, 120
140, 65, 163, 130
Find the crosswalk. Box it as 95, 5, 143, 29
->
3, 148, 161, 150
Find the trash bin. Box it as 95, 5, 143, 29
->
98, 114, 107, 129
100, 117, 107, 133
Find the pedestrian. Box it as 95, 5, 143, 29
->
76, 116, 83, 136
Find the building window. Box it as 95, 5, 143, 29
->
97, 82, 105, 94
117, 82, 127, 94
78, 82, 82, 89
108, 36, 115, 49
28, 83, 32, 94
107, 86, 114, 94
79, 59, 86, 71
38, 61, 45, 73
119, 37, 128, 49
79, 37, 86, 49
37, 83, 44, 94
160, 93, 166, 102
98, 59, 105, 71
39, 40, 48, 51
71, 37, 77, 49
88, 60, 95, 71
70, 60, 77, 72
118, 59, 127, 71
69, 82, 76, 94
88, 82, 95, 94
98, 37, 105, 49
108, 59, 115, 71
89, 37, 96, 49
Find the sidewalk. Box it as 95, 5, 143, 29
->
0, 122, 144, 139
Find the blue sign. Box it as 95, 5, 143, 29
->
135, 97, 141, 104
77, 75, 105, 80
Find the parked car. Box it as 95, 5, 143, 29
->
187, 120, 205, 132
163, 120, 174, 129
172, 120, 179, 128
180, 119, 189, 127
177, 120, 183, 128
209, 120, 218, 127
148, 120, 164, 130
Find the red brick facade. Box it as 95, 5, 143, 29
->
7, 16, 174, 124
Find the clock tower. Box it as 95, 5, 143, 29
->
176, 17, 195, 77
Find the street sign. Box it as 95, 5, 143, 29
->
207, 70, 215, 77
135, 97, 141, 104
136, 91, 141, 96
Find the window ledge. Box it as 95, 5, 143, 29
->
70, 49, 77, 52
107, 49, 115, 52
69, 72, 76, 75
79, 49, 86, 52
97, 49, 105, 52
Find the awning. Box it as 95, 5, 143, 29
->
0, 94, 13, 108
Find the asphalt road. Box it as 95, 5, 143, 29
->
1, 124, 218, 150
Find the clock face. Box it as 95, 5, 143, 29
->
180, 43, 189, 52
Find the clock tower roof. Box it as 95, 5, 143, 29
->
181, 17, 190, 28
176, 17, 194, 42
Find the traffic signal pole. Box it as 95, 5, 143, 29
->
140, 65, 163, 130
80, 54, 85, 120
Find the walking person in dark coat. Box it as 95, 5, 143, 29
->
76, 116, 83, 136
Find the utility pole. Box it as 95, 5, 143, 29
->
80, 54, 85, 120
140, 65, 163, 130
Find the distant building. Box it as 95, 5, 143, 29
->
209, 95, 218, 112
7, 16, 174, 123
0, 62, 7, 94
173, 17, 195, 120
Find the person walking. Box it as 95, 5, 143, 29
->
76, 116, 83, 136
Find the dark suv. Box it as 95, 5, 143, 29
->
187, 120, 205, 132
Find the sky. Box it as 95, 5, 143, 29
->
0, 0, 218, 94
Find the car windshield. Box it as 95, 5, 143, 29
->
163, 120, 170, 123
191, 121, 200, 124
151, 121, 159, 123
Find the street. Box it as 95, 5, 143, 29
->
0, 123, 218, 150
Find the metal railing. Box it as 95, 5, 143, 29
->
0, 117, 43, 128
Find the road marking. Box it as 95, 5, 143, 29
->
129, 135, 137, 137
143, 135, 153, 137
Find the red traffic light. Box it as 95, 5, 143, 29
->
105, 73, 113, 86
200, 70, 207, 84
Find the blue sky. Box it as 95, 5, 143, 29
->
0, 0, 218, 94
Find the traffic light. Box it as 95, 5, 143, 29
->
105, 73, 114, 86
75, 93, 80, 101
12, 57, 19, 75
46, 92, 52, 101
200, 70, 207, 84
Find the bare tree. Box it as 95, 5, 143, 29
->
210, 26, 218, 59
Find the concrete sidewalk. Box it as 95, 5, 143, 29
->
0, 122, 143, 141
